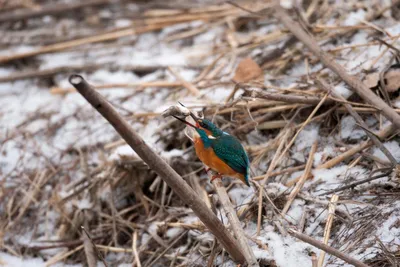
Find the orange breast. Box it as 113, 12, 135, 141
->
194, 137, 245, 182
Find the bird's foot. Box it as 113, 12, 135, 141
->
205, 167, 211, 173
210, 173, 223, 182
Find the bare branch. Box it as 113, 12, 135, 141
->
272, 2, 400, 129
288, 229, 371, 267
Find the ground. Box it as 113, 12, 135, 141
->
0, 0, 399, 266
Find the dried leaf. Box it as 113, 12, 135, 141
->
363, 72, 379, 89
233, 57, 264, 83
383, 65, 400, 92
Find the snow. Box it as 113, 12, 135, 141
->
333, 83, 353, 99
2, 1, 399, 266
257, 232, 313, 266
376, 209, 400, 245
343, 9, 367, 26
0, 252, 84, 267
340, 116, 366, 140
295, 124, 320, 151
373, 141, 400, 162
313, 145, 336, 166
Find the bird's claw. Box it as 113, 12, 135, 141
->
211, 173, 223, 182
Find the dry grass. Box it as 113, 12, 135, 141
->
1, 0, 400, 266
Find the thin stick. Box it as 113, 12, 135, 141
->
83, 222, 97, 267
69, 74, 245, 263
316, 78, 397, 167
317, 123, 396, 169
167, 67, 201, 96
133, 230, 141, 267
273, 2, 400, 129
212, 178, 259, 267
51, 81, 183, 95
318, 194, 339, 267
282, 142, 317, 215
145, 230, 187, 267
312, 253, 318, 267
82, 226, 109, 267
252, 165, 306, 181
276, 93, 328, 165
288, 229, 370, 267
45, 245, 84, 267
257, 128, 291, 235
0, 0, 114, 22
0, 23, 176, 64
243, 88, 329, 105
320, 168, 392, 196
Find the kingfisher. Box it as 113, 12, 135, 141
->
173, 111, 251, 186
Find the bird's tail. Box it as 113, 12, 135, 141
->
244, 167, 251, 187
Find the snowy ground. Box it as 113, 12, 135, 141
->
1, 1, 400, 266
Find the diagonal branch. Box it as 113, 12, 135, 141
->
272, 2, 400, 129
68, 74, 246, 264
288, 229, 371, 267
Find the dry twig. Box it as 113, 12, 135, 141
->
272, 2, 400, 129
212, 178, 259, 267
288, 229, 370, 267
317, 194, 339, 267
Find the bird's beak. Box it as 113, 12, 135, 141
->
172, 115, 198, 129
189, 111, 200, 123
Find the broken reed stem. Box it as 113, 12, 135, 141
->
317, 194, 339, 267
68, 74, 246, 263
212, 178, 259, 267
82, 223, 97, 267
0, 22, 179, 64
82, 226, 109, 267
50, 81, 183, 95
243, 88, 328, 105
146, 230, 187, 267
45, 245, 84, 267
312, 253, 318, 267
167, 67, 201, 96
316, 78, 398, 167
317, 123, 396, 169
276, 93, 328, 166
257, 128, 291, 235
288, 229, 370, 267
0, 0, 113, 22
273, 2, 400, 129
282, 142, 317, 215
132, 230, 141, 267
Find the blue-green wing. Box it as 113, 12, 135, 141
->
211, 134, 249, 176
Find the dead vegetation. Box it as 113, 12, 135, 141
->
1, 0, 400, 266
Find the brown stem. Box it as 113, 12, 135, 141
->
288, 229, 371, 267
0, 0, 114, 23
212, 178, 259, 266
68, 74, 246, 263
316, 78, 398, 167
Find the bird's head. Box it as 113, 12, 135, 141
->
173, 111, 223, 138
